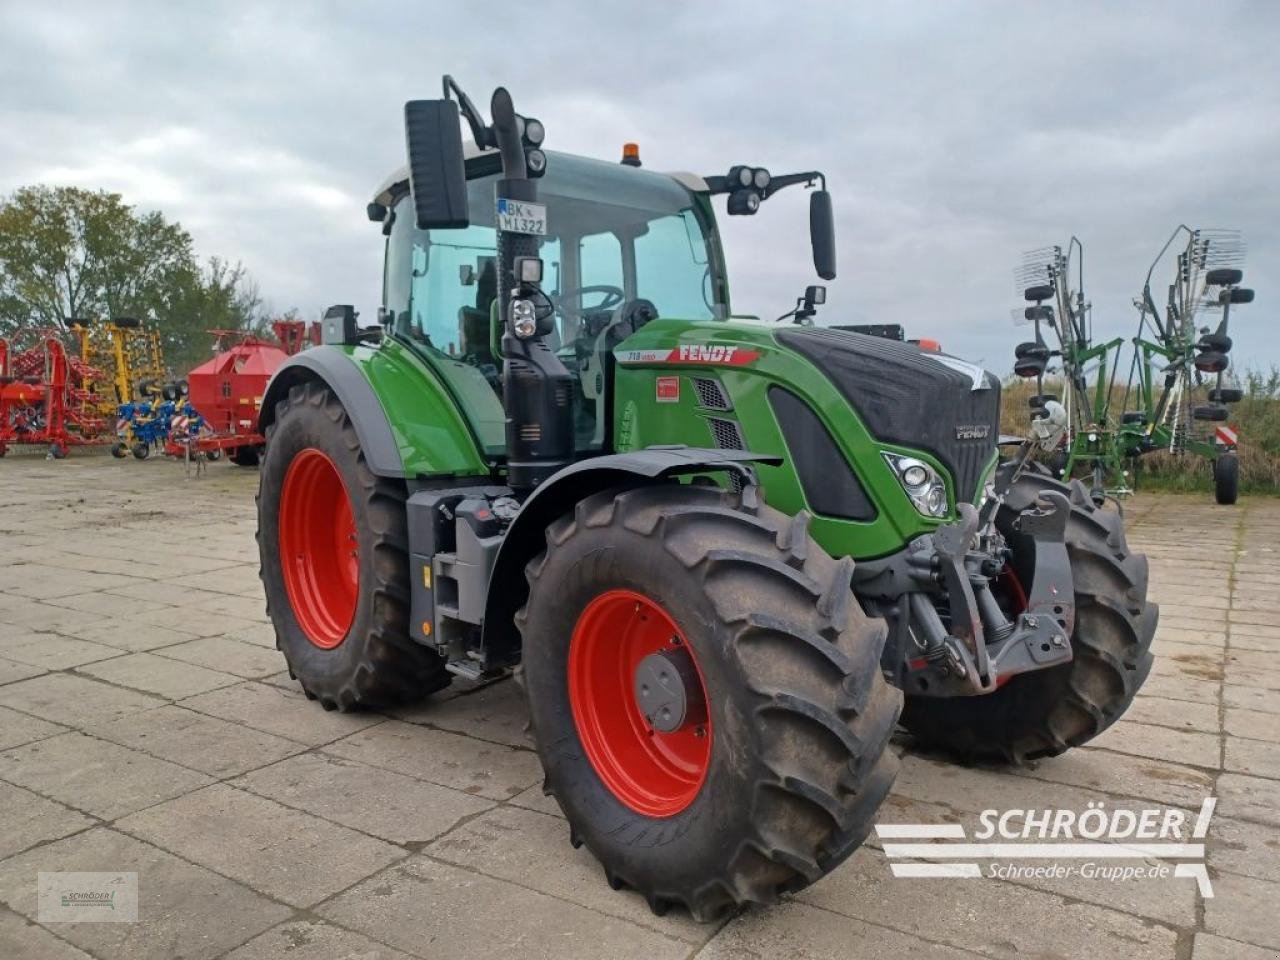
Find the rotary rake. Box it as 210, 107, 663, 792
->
1119, 227, 1252, 504
1010, 238, 1128, 501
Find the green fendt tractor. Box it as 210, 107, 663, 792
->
257, 78, 1156, 919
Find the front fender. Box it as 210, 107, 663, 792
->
479, 447, 780, 666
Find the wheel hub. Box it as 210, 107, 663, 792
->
633, 647, 704, 733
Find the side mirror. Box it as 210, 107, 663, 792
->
805, 284, 826, 306
809, 190, 836, 281
404, 99, 469, 229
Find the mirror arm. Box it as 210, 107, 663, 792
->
443, 75, 494, 149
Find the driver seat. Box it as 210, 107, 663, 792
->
458, 261, 498, 364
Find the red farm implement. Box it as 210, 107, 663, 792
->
164, 320, 315, 466
0, 334, 112, 458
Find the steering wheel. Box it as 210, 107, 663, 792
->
552, 284, 626, 320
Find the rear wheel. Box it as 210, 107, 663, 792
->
1214, 453, 1239, 506
519, 483, 900, 920
901, 473, 1156, 763
257, 381, 449, 709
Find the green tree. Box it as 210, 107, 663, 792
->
0, 185, 193, 340
0, 185, 271, 371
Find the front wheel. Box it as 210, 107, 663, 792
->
901, 473, 1157, 763
257, 381, 449, 710
518, 484, 900, 920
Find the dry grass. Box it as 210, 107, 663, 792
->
1001, 369, 1280, 495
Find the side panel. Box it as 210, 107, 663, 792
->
259, 340, 491, 479
611, 318, 968, 560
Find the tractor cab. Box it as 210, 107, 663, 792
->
372, 150, 728, 455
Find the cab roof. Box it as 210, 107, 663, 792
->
371, 142, 708, 208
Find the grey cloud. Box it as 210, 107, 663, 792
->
2, 0, 1276, 371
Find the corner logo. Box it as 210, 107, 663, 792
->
877, 798, 1217, 897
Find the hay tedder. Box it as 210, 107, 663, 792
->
1010, 229, 1254, 505
254, 77, 1156, 919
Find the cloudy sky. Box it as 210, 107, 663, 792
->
3, 1, 1277, 372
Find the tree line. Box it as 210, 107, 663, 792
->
0, 185, 286, 373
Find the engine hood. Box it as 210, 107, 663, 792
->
775, 327, 1001, 502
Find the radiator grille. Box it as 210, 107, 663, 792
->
692, 377, 732, 410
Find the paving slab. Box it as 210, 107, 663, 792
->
698, 900, 981, 959
86, 704, 304, 777
1224, 736, 1280, 779
0, 780, 95, 859
116, 783, 406, 907
325, 719, 544, 800
0, 827, 290, 960
151, 635, 284, 679
319, 855, 692, 960
0, 732, 211, 819
2, 635, 123, 670
1225, 706, 1280, 742
1192, 932, 1280, 960
1216, 772, 1280, 827
232, 750, 493, 845
0, 656, 47, 686
390, 675, 531, 748
0, 705, 67, 750
1203, 872, 1280, 951
77, 651, 241, 699
797, 847, 1180, 960
223, 918, 418, 960
428, 804, 709, 942
0, 672, 164, 727
0, 907, 93, 960
179, 680, 385, 745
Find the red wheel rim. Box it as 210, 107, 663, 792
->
568, 589, 712, 817
278, 448, 358, 649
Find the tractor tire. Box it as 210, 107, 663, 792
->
111, 442, 128, 459
1206, 268, 1243, 287
1214, 453, 1239, 506
901, 473, 1156, 764
257, 381, 449, 710
1209, 387, 1243, 404
1193, 404, 1228, 422
131, 442, 150, 460
1228, 288, 1254, 305
1024, 284, 1053, 303
230, 445, 260, 467
518, 483, 901, 921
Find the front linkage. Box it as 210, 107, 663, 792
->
858, 477, 1075, 697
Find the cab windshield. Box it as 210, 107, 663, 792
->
382, 151, 728, 457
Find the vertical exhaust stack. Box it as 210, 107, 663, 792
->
489, 88, 574, 493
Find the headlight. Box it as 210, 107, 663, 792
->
883, 453, 950, 518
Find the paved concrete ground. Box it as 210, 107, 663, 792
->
0, 451, 1277, 960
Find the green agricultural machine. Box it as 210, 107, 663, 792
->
1121, 227, 1252, 505
1012, 239, 1130, 499
1013, 229, 1254, 506
256, 78, 1156, 919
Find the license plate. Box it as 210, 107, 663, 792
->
497, 199, 547, 236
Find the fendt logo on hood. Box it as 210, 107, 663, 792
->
614, 344, 761, 367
